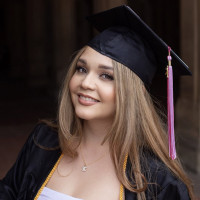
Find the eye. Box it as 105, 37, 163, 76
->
100, 73, 114, 80
75, 66, 87, 73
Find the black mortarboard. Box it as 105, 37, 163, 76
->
87, 5, 191, 87
86, 5, 192, 160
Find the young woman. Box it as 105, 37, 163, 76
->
0, 5, 195, 200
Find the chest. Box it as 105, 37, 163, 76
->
46, 154, 121, 200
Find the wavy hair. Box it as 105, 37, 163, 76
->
57, 46, 194, 199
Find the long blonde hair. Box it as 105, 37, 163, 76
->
58, 46, 194, 199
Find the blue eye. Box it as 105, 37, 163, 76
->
76, 66, 87, 73
101, 73, 114, 80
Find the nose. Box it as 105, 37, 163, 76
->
81, 73, 96, 90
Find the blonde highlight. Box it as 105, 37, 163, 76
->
110, 60, 194, 199
58, 47, 87, 157
57, 47, 194, 199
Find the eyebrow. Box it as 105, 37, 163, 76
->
77, 58, 87, 64
98, 65, 113, 71
78, 58, 113, 71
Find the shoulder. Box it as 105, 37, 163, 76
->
1, 123, 61, 199
31, 122, 59, 150
125, 151, 190, 200
10, 122, 61, 175
25, 123, 61, 173
142, 153, 189, 199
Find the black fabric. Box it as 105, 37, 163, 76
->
0, 124, 190, 200
0, 124, 61, 200
125, 151, 190, 200
88, 26, 157, 86
87, 5, 192, 86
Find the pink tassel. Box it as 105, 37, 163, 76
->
167, 47, 176, 160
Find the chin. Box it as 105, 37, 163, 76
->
74, 110, 95, 121
75, 112, 115, 123
74, 107, 115, 122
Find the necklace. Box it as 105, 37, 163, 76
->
79, 145, 107, 172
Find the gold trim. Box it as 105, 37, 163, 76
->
120, 154, 128, 200
34, 154, 63, 200
166, 66, 169, 78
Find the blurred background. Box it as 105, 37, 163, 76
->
0, 0, 199, 197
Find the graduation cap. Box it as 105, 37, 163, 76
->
86, 5, 192, 160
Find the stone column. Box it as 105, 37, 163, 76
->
176, 0, 200, 173
25, 0, 48, 87
3, 1, 27, 79
51, 0, 76, 85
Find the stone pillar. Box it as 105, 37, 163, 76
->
3, 1, 26, 79
51, 0, 76, 84
176, 0, 200, 173
26, 0, 48, 86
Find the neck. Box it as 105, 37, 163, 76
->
80, 119, 113, 155
78, 119, 113, 172
83, 120, 112, 144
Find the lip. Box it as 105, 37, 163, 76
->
78, 93, 100, 106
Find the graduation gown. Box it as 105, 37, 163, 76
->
0, 123, 190, 200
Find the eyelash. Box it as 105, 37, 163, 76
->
75, 66, 114, 81
100, 73, 114, 80
76, 66, 87, 73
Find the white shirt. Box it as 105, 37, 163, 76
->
38, 187, 83, 200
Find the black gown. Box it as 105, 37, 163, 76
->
0, 123, 190, 200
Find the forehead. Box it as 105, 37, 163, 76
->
79, 46, 113, 67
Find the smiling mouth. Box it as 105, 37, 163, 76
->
78, 94, 99, 102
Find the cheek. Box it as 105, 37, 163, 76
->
69, 77, 77, 108
69, 75, 76, 93
109, 90, 115, 103
102, 86, 116, 103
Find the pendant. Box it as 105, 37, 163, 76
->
81, 165, 87, 172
